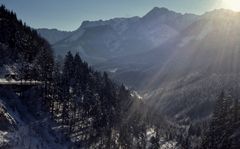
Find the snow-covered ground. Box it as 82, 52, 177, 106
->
131, 91, 143, 100
145, 127, 179, 149
159, 139, 177, 149
0, 91, 70, 149
0, 79, 42, 85
109, 68, 118, 73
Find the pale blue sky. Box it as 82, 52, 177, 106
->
0, 0, 227, 31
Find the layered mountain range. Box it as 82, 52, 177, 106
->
38, 7, 198, 63
38, 7, 240, 120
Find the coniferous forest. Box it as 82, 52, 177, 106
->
0, 3, 240, 149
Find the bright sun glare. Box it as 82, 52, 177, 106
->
222, 0, 240, 11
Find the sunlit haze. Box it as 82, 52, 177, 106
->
221, 0, 240, 11
0, 0, 238, 31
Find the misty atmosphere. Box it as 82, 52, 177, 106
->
0, 0, 240, 148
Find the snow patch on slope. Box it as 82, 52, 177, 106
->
160, 140, 177, 149
0, 94, 69, 149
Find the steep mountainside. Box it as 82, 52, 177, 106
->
0, 90, 71, 149
0, 5, 53, 68
0, 5, 67, 148
105, 9, 240, 120
38, 7, 198, 64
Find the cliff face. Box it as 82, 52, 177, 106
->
0, 103, 16, 132
0, 102, 17, 148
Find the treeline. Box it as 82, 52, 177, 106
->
0, 5, 54, 82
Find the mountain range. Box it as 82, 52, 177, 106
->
38, 7, 198, 63
38, 7, 240, 121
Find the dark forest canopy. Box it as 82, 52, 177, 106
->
0, 5, 53, 65
0, 5, 54, 81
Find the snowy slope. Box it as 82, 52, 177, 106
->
0, 90, 71, 149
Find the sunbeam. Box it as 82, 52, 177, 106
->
222, 0, 240, 11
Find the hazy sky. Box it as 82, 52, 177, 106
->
0, 0, 229, 31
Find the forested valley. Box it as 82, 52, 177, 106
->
0, 4, 240, 149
